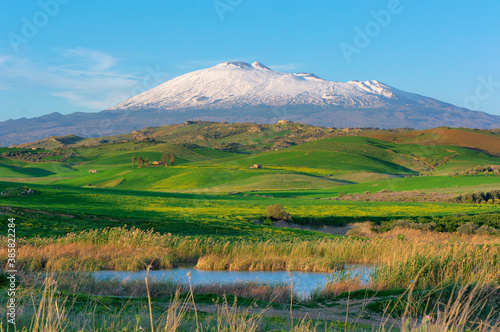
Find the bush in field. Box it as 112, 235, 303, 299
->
262, 218, 273, 226
419, 222, 436, 231
391, 220, 436, 232
265, 204, 292, 221
456, 222, 478, 235
449, 165, 500, 177
476, 225, 499, 236
450, 190, 500, 204
392, 219, 415, 229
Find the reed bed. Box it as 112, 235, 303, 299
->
19, 272, 293, 304
0, 275, 272, 332
1, 227, 499, 290
2, 273, 499, 331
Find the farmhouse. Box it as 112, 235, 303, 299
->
250, 164, 262, 169
152, 161, 165, 165
89, 169, 98, 173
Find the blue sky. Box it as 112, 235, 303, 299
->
1, 0, 499, 122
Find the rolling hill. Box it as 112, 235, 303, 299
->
2, 122, 500, 194
367, 127, 500, 157
2, 62, 500, 146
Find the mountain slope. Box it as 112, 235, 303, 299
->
110, 61, 413, 110
2, 62, 500, 146
108, 61, 500, 129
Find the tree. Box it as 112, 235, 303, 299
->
161, 153, 169, 164
131, 157, 137, 165
169, 154, 176, 165
144, 157, 150, 165
265, 204, 292, 221
136, 157, 144, 168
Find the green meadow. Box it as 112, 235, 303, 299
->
1, 123, 499, 330
1, 123, 500, 239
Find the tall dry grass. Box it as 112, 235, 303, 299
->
1, 226, 498, 290
392, 282, 500, 332
7, 273, 273, 331
18, 272, 293, 304
4, 273, 499, 331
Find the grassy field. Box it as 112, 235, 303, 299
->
1, 123, 500, 330
1, 181, 499, 240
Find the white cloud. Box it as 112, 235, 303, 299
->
0, 55, 12, 66
60, 48, 117, 72
0, 48, 156, 110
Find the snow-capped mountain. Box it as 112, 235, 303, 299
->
2, 61, 500, 146
109, 61, 440, 112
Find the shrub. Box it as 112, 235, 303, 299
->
262, 218, 273, 226
419, 222, 436, 231
265, 204, 292, 221
450, 190, 500, 204
391, 220, 436, 232
456, 222, 478, 235
392, 219, 415, 229
476, 225, 499, 236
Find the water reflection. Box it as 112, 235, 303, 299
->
92, 264, 374, 298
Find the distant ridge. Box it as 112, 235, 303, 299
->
1, 61, 500, 146
367, 127, 500, 157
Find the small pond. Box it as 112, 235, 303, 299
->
92, 264, 374, 298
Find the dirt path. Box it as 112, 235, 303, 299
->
156, 297, 399, 329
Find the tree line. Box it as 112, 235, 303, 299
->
449, 165, 500, 176
2, 150, 75, 162
131, 153, 176, 168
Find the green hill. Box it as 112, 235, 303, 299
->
1, 122, 499, 194
1, 121, 500, 243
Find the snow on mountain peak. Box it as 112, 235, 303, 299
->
109, 61, 429, 112
251, 62, 271, 70
293, 72, 323, 81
